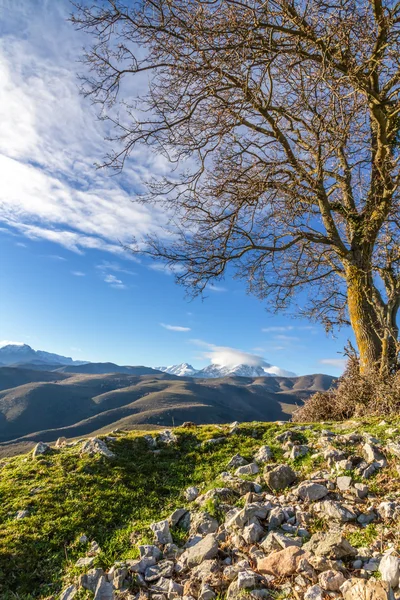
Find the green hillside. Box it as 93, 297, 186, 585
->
1, 419, 400, 599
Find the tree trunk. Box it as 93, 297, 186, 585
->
345, 264, 383, 373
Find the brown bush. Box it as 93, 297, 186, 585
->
292, 358, 400, 422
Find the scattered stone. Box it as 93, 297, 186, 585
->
150, 520, 173, 545
379, 553, 400, 588
354, 483, 369, 499
257, 546, 308, 577
145, 559, 174, 582
316, 500, 357, 522
59, 585, 77, 600
337, 475, 352, 491
264, 464, 296, 491
304, 585, 324, 600
297, 482, 328, 502
158, 430, 178, 445
170, 508, 189, 527
198, 583, 215, 600
234, 462, 259, 476
318, 569, 346, 591
290, 445, 309, 460
180, 534, 219, 568
363, 443, 387, 465
254, 446, 273, 463
15, 509, 29, 519
303, 532, 357, 559
75, 556, 96, 568
227, 454, 248, 468
81, 438, 115, 458
185, 486, 200, 501
93, 575, 114, 600
78, 568, 105, 593
32, 442, 50, 458
340, 578, 394, 600
55, 436, 67, 448
237, 570, 257, 590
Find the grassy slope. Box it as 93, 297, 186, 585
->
0, 418, 396, 600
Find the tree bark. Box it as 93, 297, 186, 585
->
345, 264, 384, 373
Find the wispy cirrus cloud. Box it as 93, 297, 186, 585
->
160, 323, 191, 332
96, 261, 137, 276
104, 274, 127, 290
71, 271, 85, 277
0, 2, 169, 256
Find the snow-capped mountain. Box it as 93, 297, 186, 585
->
157, 362, 296, 378
157, 363, 198, 377
0, 344, 85, 366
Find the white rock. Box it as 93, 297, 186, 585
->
81, 438, 115, 458
304, 585, 324, 600
59, 585, 78, 600
254, 446, 273, 463
318, 569, 346, 591
94, 575, 114, 599
185, 486, 200, 501
150, 520, 173, 545
234, 463, 259, 476
32, 442, 50, 458
237, 570, 257, 589
379, 553, 400, 588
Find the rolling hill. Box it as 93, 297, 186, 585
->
0, 367, 334, 454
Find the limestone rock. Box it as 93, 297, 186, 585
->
32, 442, 50, 458
78, 568, 105, 593
304, 586, 324, 600
234, 463, 259, 476
316, 500, 357, 522
379, 553, 400, 588
227, 454, 248, 468
318, 569, 346, 591
297, 482, 329, 502
150, 520, 173, 545
254, 446, 273, 463
94, 576, 114, 600
264, 464, 296, 491
257, 545, 308, 577
340, 578, 394, 600
180, 534, 219, 567
185, 486, 200, 501
81, 438, 115, 458
59, 585, 77, 600
303, 532, 357, 559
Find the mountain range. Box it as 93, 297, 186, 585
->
0, 344, 334, 457
0, 345, 296, 379
157, 363, 296, 378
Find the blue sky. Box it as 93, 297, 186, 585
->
0, 0, 352, 376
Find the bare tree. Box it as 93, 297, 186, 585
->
72, 0, 400, 374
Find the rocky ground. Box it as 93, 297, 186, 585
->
3, 420, 400, 599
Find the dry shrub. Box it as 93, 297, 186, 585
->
293, 358, 400, 422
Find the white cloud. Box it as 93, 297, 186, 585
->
274, 334, 300, 341
207, 284, 227, 292
104, 274, 127, 290
71, 271, 85, 277
0, 340, 25, 348
190, 339, 295, 376
320, 358, 347, 369
0, 3, 169, 256
15, 242, 27, 247
262, 326, 295, 332
96, 261, 137, 276
160, 323, 191, 332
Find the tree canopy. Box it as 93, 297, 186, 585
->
72, 0, 400, 373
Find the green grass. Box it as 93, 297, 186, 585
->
346, 523, 378, 548
0, 422, 298, 599
1, 417, 400, 599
